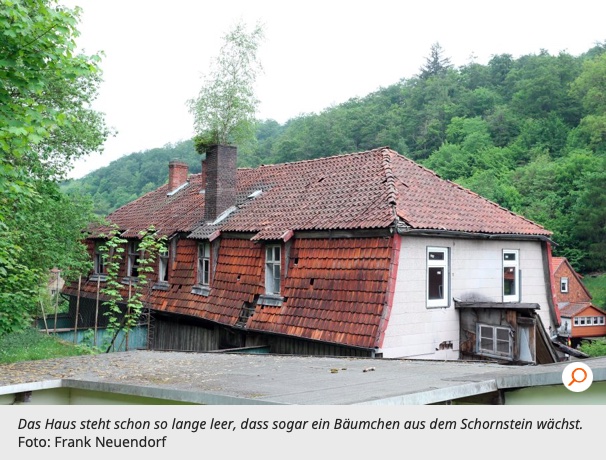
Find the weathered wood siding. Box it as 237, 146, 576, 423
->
151, 315, 372, 357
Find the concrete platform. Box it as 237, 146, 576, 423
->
1, 351, 605, 404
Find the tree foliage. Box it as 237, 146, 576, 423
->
188, 21, 264, 151
68, 42, 606, 273
0, 0, 109, 335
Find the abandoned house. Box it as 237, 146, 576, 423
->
64, 146, 561, 363
553, 257, 606, 346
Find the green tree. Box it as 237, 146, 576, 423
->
0, 0, 109, 335
419, 42, 452, 79
188, 21, 264, 151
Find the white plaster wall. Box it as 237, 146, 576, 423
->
380, 236, 552, 359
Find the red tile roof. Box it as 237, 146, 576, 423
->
248, 237, 394, 348
389, 150, 551, 236
559, 302, 605, 317
76, 147, 552, 351
91, 174, 207, 238
95, 147, 550, 239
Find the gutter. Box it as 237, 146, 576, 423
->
395, 224, 554, 243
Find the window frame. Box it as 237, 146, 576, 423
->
127, 241, 141, 279
503, 249, 520, 302
197, 242, 211, 286
477, 324, 513, 360
265, 244, 281, 296
426, 246, 449, 308
158, 248, 169, 283
93, 242, 106, 275
560, 277, 569, 293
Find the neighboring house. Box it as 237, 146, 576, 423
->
64, 146, 560, 363
553, 257, 606, 345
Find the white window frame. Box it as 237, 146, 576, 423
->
427, 247, 449, 308
477, 324, 513, 359
265, 244, 281, 295
560, 277, 569, 293
197, 242, 211, 286
574, 316, 605, 327
158, 248, 169, 283
503, 249, 519, 302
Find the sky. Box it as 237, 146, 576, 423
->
62, 0, 606, 179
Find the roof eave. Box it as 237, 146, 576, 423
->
396, 225, 553, 243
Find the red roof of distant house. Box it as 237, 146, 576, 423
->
559, 302, 605, 317
551, 257, 566, 273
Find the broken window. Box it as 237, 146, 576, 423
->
503, 250, 519, 302
265, 244, 281, 295
158, 248, 169, 283
477, 324, 512, 359
427, 247, 449, 308
93, 242, 106, 275
127, 241, 140, 278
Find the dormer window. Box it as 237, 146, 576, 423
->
265, 245, 281, 295
93, 242, 106, 275
198, 242, 211, 286
127, 241, 140, 278
158, 248, 169, 283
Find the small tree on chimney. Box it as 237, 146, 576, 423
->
188, 21, 264, 153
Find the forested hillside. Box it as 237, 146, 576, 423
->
63, 43, 606, 272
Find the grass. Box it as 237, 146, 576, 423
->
583, 272, 606, 310
0, 328, 95, 365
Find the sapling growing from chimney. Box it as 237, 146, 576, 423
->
188, 21, 264, 152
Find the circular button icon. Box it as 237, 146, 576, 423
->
562, 362, 593, 392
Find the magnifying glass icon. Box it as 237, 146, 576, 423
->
562, 362, 593, 392
568, 367, 587, 386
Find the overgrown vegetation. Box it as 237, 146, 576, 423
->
0, 1, 110, 336
0, 328, 94, 364
100, 226, 166, 352
188, 20, 264, 152
583, 273, 606, 309
579, 338, 606, 357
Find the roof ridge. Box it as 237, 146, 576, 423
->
381, 148, 398, 208
245, 147, 391, 170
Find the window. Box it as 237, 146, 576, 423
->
127, 241, 140, 278
427, 247, 449, 308
477, 324, 512, 359
575, 316, 605, 326
198, 242, 210, 286
503, 250, 519, 302
93, 242, 106, 275
560, 277, 569, 293
158, 248, 169, 283
265, 245, 281, 295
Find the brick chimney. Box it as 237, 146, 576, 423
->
168, 160, 189, 193
203, 145, 237, 221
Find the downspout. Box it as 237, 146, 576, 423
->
544, 241, 561, 329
